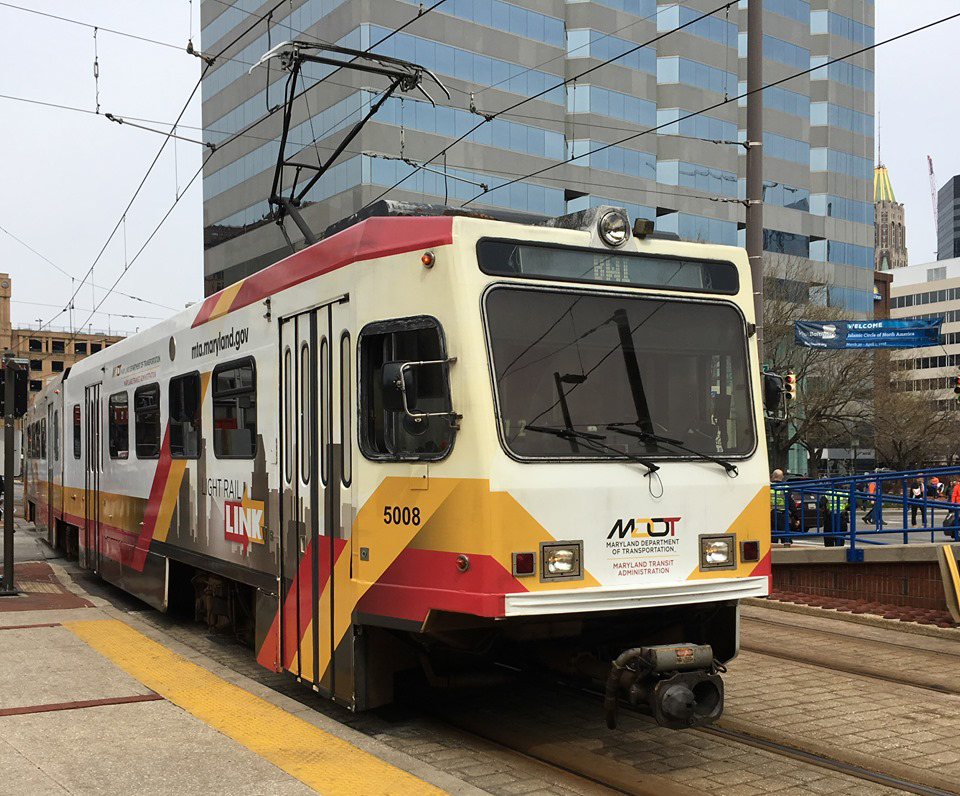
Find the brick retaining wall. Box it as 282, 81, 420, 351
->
773, 560, 946, 611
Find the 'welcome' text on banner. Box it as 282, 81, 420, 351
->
795, 319, 943, 349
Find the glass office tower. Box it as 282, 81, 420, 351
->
200, 0, 875, 308
938, 176, 960, 261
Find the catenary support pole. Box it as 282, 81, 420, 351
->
746, 0, 764, 361
2, 356, 16, 595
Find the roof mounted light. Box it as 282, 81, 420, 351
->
598, 209, 630, 247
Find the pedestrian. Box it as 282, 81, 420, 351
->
770, 468, 792, 544
910, 476, 925, 527
862, 476, 885, 525
948, 479, 960, 541
821, 486, 848, 547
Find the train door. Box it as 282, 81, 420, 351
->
83, 384, 101, 573
279, 298, 333, 694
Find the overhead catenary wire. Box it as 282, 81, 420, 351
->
24, 151, 214, 367
0, 223, 176, 310
20, 0, 451, 338
28, 0, 299, 336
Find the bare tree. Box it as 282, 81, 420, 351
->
873, 388, 960, 470
763, 258, 874, 474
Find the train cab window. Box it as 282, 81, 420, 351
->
213, 358, 257, 459
134, 383, 161, 459
108, 392, 129, 459
73, 404, 81, 459
358, 317, 455, 461
170, 372, 201, 459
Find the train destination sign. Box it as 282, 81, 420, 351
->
794, 319, 943, 349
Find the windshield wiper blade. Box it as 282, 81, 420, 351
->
606, 423, 738, 476
525, 424, 606, 441
525, 425, 660, 475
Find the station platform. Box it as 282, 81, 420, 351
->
0, 515, 477, 796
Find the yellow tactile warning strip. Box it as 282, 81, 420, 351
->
64, 620, 445, 796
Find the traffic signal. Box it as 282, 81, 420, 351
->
954, 372, 960, 402
784, 371, 797, 401
0, 364, 28, 418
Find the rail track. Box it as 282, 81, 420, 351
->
741, 613, 960, 696
71, 562, 960, 796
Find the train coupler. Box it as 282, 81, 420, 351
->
604, 644, 724, 730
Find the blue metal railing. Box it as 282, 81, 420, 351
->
770, 466, 960, 562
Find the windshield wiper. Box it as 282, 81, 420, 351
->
524, 424, 606, 441
524, 425, 660, 476
607, 423, 738, 476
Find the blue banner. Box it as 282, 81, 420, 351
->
795, 319, 943, 349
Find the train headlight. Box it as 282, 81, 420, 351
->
699, 534, 737, 571
540, 541, 583, 580
598, 209, 630, 247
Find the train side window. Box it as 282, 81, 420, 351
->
41, 417, 46, 459
358, 317, 454, 461
135, 383, 161, 459
73, 404, 81, 459
53, 411, 59, 462
170, 372, 201, 459
213, 358, 257, 459
108, 392, 129, 459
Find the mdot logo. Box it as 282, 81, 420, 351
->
607, 517, 680, 539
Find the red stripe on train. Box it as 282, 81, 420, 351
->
256, 537, 349, 672
193, 216, 454, 328
356, 549, 528, 622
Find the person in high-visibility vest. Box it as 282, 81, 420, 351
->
770, 469, 798, 543
820, 487, 849, 547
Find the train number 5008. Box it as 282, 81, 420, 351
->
383, 506, 421, 526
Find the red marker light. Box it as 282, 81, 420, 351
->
513, 552, 535, 575
740, 540, 760, 562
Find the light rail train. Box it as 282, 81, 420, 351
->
24, 202, 770, 729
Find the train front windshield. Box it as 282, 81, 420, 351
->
484, 286, 755, 460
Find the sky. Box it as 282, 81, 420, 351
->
0, 1, 957, 335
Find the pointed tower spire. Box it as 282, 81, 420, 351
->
874, 164, 907, 269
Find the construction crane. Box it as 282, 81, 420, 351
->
928, 155, 939, 237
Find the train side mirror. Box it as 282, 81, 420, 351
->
381, 362, 418, 413
762, 372, 784, 413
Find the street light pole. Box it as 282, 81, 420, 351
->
746, 0, 764, 361
2, 354, 18, 595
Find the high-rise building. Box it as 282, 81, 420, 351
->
874, 164, 907, 270
937, 176, 960, 261
200, 0, 875, 313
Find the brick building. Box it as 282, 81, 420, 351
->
0, 273, 124, 402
